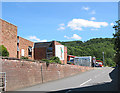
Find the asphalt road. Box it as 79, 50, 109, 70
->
17, 67, 118, 92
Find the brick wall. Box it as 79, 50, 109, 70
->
18, 36, 34, 60
0, 19, 2, 46
34, 41, 67, 64
0, 19, 17, 58
2, 59, 93, 91
34, 47, 46, 60
64, 46, 67, 64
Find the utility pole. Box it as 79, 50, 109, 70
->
102, 52, 104, 67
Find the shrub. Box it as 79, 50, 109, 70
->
42, 56, 61, 64
0, 45, 9, 57
67, 62, 74, 65
50, 56, 61, 64
20, 56, 28, 59
42, 59, 49, 63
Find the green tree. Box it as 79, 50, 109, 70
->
42, 56, 61, 64
0, 45, 9, 57
59, 38, 116, 67
113, 20, 120, 66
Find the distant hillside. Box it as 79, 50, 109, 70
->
59, 38, 116, 67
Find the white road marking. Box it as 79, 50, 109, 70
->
80, 79, 92, 87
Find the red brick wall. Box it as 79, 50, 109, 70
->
2, 59, 93, 91
64, 46, 67, 64
0, 19, 17, 58
18, 36, 34, 60
34, 47, 46, 60
54, 41, 62, 45
0, 19, 2, 46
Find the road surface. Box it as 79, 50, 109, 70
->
17, 67, 118, 92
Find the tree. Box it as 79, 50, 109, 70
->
60, 38, 115, 67
0, 45, 9, 57
113, 20, 120, 66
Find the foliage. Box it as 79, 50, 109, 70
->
42, 56, 61, 64
60, 38, 116, 67
113, 20, 120, 66
67, 62, 74, 65
50, 56, 61, 64
0, 45, 9, 57
20, 56, 28, 59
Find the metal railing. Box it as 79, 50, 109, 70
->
0, 72, 6, 92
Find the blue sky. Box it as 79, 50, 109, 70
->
2, 2, 118, 42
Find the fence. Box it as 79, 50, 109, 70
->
74, 56, 92, 67
0, 72, 6, 92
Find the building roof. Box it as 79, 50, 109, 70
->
34, 42, 52, 48
67, 55, 76, 58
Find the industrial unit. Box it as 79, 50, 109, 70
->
0, 19, 67, 64
34, 41, 67, 64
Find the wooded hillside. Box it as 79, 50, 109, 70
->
59, 38, 116, 67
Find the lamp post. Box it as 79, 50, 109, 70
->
102, 52, 104, 67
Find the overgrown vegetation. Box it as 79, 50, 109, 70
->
0, 45, 9, 57
42, 56, 61, 64
59, 38, 116, 67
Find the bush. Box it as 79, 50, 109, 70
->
50, 56, 61, 64
42, 56, 61, 64
20, 56, 28, 59
0, 45, 9, 57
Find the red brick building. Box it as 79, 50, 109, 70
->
0, 19, 34, 59
0, 19, 17, 58
34, 41, 67, 64
17, 36, 34, 60
0, 19, 67, 64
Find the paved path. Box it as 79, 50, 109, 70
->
17, 67, 118, 92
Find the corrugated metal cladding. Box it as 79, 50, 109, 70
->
34, 42, 52, 48
74, 56, 92, 67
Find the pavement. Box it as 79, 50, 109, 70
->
17, 67, 118, 92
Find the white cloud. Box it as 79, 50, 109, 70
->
82, 6, 90, 11
57, 23, 65, 30
90, 10, 96, 14
64, 34, 82, 40
57, 27, 65, 30
27, 36, 47, 42
91, 29, 98, 31
71, 34, 82, 39
59, 23, 65, 26
110, 23, 114, 26
90, 17, 96, 20
67, 19, 108, 31
64, 35, 70, 39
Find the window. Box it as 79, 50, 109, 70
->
47, 47, 53, 52
46, 47, 53, 59
17, 37, 19, 43
21, 49, 24, 56
28, 46, 32, 57
17, 45, 19, 51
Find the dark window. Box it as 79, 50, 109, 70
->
46, 47, 53, 59
47, 47, 53, 52
28, 46, 32, 57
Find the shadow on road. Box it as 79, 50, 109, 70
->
49, 67, 118, 93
